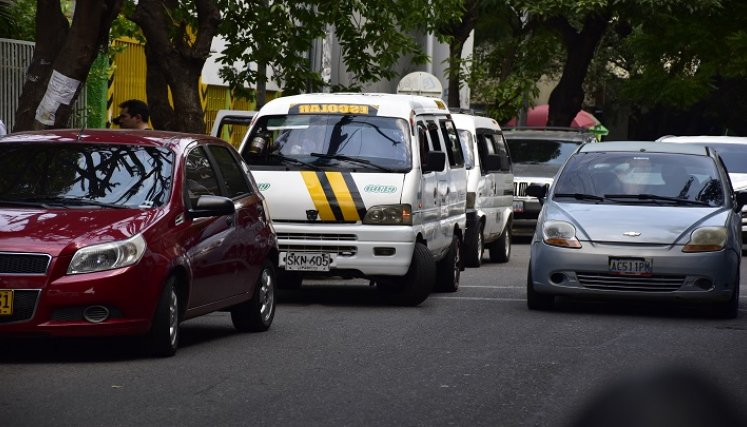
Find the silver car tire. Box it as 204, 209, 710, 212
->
232, 260, 276, 332
144, 277, 179, 357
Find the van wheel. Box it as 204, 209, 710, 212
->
526, 264, 554, 310
231, 260, 276, 332
144, 277, 179, 357
435, 235, 462, 292
277, 270, 302, 290
380, 242, 435, 306
463, 223, 483, 268
489, 226, 511, 263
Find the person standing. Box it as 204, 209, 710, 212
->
113, 99, 151, 130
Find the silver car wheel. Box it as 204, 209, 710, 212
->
168, 288, 178, 348
259, 267, 275, 323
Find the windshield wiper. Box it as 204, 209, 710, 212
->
310, 153, 396, 172
554, 193, 606, 202
268, 153, 321, 171
23, 196, 130, 209
603, 193, 710, 206
0, 199, 51, 208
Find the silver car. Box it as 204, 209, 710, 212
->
526, 141, 746, 318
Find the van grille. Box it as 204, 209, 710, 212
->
0, 253, 51, 275
277, 233, 357, 241
280, 245, 357, 256
514, 181, 528, 197
577, 272, 684, 292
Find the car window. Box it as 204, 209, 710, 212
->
458, 130, 475, 169
185, 146, 221, 207
554, 152, 725, 206
0, 142, 173, 208
426, 120, 443, 151
494, 134, 512, 171
439, 119, 464, 168
417, 123, 430, 167
506, 137, 581, 178
208, 145, 252, 199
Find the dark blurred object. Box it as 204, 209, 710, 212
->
566, 367, 746, 427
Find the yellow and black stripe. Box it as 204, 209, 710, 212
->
301, 171, 367, 222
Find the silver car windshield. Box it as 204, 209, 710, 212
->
554, 152, 725, 207
244, 115, 411, 172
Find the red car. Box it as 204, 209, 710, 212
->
0, 129, 278, 356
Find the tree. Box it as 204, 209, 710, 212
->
436, 0, 480, 108
217, 0, 463, 103
128, 0, 221, 133
13, 0, 122, 131
0, 0, 37, 41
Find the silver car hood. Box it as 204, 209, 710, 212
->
547, 202, 728, 244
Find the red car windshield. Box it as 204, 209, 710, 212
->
0, 142, 173, 208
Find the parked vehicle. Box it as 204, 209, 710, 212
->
526, 141, 745, 318
452, 113, 514, 267
210, 110, 257, 148
504, 127, 597, 236
239, 93, 467, 305
657, 135, 747, 251
0, 130, 278, 356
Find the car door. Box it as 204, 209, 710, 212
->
182, 145, 238, 308
417, 121, 441, 246
439, 117, 467, 238
426, 118, 451, 251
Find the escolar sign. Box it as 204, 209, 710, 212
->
289, 104, 378, 115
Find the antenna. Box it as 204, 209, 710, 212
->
76, 120, 87, 142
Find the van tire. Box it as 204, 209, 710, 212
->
463, 223, 483, 268
489, 226, 511, 263
435, 235, 462, 292
380, 242, 435, 306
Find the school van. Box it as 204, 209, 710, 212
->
239, 93, 467, 305
452, 114, 514, 267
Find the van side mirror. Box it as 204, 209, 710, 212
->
526, 183, 548, 202
423, 151, 446, 173
483, 154, 502, 173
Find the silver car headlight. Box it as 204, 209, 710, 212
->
542, 220, 581, 249
68, 234, 147, 274
682, 227, 727, 253
363, 204, 412, 225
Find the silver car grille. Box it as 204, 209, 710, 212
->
279, 244, 357, 256
577, 272, 685, 292
513, 181, 529, 197
277, 233, 357, 241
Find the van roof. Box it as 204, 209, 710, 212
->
256, 93, 450, 118
451, 113, 501, 132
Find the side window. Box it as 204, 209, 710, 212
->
209, 145, 253, 199
185, 146, 221, 207
426, 120, 443, 151
439, 119, 464, 168
417, 124, 430, 167
476, 133, 494, 175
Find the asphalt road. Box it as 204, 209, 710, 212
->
3, 240, 747, 427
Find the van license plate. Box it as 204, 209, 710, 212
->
609, 257, 653, 276
285, 252, 331, 272
513, 201, 524, 212
0, 290, 13, 316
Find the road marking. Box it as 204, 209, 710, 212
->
431, 296, 525, 301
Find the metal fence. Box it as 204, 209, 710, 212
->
0, 37, 87, 132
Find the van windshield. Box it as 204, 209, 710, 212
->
243, 115, 411, 172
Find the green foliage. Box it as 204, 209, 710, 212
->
0, 0, 36, 41
217, 0, 464, 97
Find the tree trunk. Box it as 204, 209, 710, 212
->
447, 39, 465, 108
14, 0, 122, 131
132, 0, 220, 134
440, 0, 479, 109
546, 12, 610, 127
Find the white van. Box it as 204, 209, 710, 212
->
210, 110, 256, 147
239, 93, 467, 305
452, 114, 514, 267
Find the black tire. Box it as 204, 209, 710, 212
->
526, 264, 554, 310
232, 260, 276, 332
380, 242, 435, 306
463, 222, 483, 268
276, 269, 303, 290
144, 277, 180, 357
435, 235, 462, 292
489, 225, 511, 263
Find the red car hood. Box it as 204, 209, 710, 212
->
0, 208, 164, 256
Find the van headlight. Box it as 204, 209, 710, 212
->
363, 204, 412, 225
542, 220, 581, 249
68, 234, 147, 274
682, 227, 727, 252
